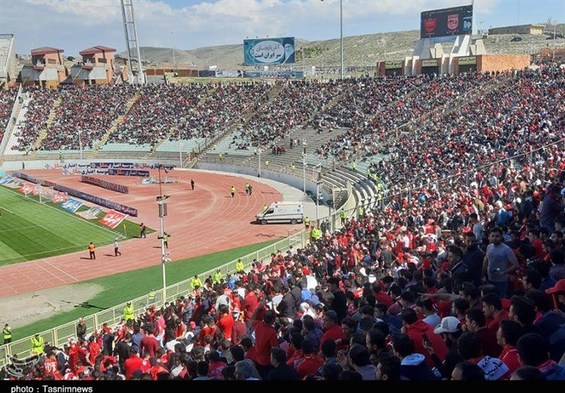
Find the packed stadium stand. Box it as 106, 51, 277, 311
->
2, 61, 565, 380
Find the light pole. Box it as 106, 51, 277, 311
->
78, 129, 83, 160
258, 141, 262, 177
302, 139, 307, 195
316, 163, 322, 225
340, 0, 344, 79
178, 129, 183, 168
156, 165, 169, 301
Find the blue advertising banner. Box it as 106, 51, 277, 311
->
421, 4, 473, 39
0, 175, 13, 185
61, 198, 83, 213
244, 37, 295, 65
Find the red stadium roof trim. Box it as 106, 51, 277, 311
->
31, 47, 64, 55
79, 45, 117, 56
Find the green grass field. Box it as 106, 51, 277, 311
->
14, 239, 276, 340
0, 186, 152, 266
0, 184, 280, 340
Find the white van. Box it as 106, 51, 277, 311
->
256, 201, 304, 225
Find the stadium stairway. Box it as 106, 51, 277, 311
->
30, 98, 61, 157
89, 92, 141, 159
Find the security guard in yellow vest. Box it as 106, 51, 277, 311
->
235, 259, 245, 274
123, 301, 135, 322
311, 226, 323, 241
3, 323, 12, 345
304, 216, 311, 230
148, 289, 156, 304
290, 163, 296, 173
191, 275, 202, 292
213, 269, 223, 285
352, 161, 357, 171
340, 210, 347, 225
31, 333, 45, 355
358, 205, 364, 219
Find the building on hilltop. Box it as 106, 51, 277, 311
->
489, 24, 545, 36
20, 47, 67, 89
69, 45, 124, 86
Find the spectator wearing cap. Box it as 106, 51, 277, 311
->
231, 308, 247, 345
517, 332, 565, 380
421, 316, 463, 379
320, 310, 347, 352
546, 278, 565, 312
400, 308, 448, 369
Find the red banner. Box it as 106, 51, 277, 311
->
20, 183, 35, 195
51, 192, 68, 204
100, 210, 127, 229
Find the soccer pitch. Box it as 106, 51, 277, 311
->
0, 186, 123, 266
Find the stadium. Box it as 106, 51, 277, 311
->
1, 0, 565, 382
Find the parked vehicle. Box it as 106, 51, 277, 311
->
256, 201, 304, 224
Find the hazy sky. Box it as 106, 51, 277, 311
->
1, 0, 564, 56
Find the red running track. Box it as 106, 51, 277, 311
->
0, 169, 292, 299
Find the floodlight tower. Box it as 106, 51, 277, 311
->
120, 0, 146, 85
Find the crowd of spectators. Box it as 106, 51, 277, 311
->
0, 86, 17, 142
3, 64, 565, 381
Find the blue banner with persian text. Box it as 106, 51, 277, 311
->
244, 37, 295, 65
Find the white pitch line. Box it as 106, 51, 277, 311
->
41, 259, 80, 282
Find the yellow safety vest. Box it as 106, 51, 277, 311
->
191, 277, 202, 290
123, 305, 135, 322
3, 326, 12, 341
31, 336, 45, 355
236, 261, 245, 272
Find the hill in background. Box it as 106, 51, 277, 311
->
129, 27, 565, 69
